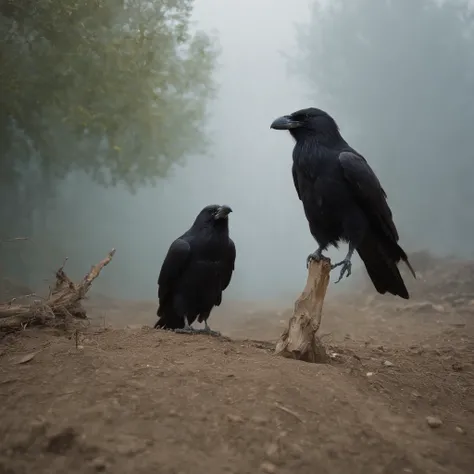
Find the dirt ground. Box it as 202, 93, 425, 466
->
1, 252, 474, 474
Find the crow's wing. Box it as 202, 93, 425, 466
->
214, 239, 236, 307
157, 238, 192, 301
292, 162, 302, 200
338, 151, 399, 241
217, 238, 236, 303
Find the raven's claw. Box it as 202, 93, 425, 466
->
200, 322, 221, 337
331, 259, 352, 284
174, 318, 197, 334
306, 250, 330, 268
174, 327, 197, 334
200, 327, 221, 337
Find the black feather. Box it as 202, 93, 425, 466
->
154, 204, 236, 329
272, 107, 415, 299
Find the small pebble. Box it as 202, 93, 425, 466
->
426, 416, 442, 428
265, 443, 279, 458
91, 458, 107, 472
251, 415, 268, 425
289, 443, 304, 455
366, 372, 374, 377
227, 414, 243, 423
455, 426, 466, 435
260, 461, 277, 473
383, 360, 394, 367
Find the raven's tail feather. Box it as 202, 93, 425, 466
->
357, 233, 414, 299
154, 299, 183, 330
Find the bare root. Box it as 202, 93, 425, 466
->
0, 249, 116, 332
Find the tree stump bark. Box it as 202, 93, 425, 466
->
275, 258, 331, 363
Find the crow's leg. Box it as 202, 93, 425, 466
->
331, 243, 355, 284
200, 319, 221, 337
306, 246, 330, 268
174, 315, 197, 334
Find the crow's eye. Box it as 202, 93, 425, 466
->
293, 114, 307, 122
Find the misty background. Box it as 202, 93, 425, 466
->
1, 0, 474, 304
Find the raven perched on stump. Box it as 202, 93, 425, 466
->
270, 107, 415, 299
154, 204, 236, 335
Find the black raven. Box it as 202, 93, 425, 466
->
154, 204, 236, 335
270, 107, 415, 299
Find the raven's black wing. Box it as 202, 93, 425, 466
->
157, 238, 192, 301
214, 239, 236, 308
338, 151, 399, 241
291, 162, 302, 200
221, 238, 236, 293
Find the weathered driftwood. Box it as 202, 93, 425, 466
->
0, 249, 116, 331
275, 258, 331, 363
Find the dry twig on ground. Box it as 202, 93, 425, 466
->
275, 258, 331, 363
0, 249, 116, 332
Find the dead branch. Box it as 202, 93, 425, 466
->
0, 249, 116, 332
275, 258, 331, 363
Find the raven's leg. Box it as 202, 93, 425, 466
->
195, 311, 221, 336
331, 243, 355, 284
174, 315, 197, 334
200, 319, 221, 337
306, 246, 330, 268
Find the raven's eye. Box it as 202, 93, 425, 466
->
293, 114, 307, 122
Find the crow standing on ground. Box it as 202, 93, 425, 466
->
270, 107, 415, 299
154, 204, 236, 335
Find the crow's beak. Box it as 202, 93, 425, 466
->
214, 205, 232, 220
270, 115, 301, 130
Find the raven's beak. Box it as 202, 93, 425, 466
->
214, 205, 232, 220
270, 115, 301, 130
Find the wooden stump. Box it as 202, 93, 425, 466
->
275, 258, 331, 363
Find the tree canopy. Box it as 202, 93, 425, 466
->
0, 0, 218, 189
289, 0, 474, 256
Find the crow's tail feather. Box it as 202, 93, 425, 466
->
357, 233, 413, 299
154, 299, 184, 330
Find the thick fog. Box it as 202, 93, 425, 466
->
30, 0, 326, 302
7, 0, 474, 303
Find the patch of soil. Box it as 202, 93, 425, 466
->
1, 295, 473, 474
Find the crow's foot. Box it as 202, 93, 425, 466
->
174, 318, 197, 334
174, 327, 198, 334
200, 326, 221, 337
331, 259, 352, 284
196, 321, 220, 337
306, 249, 330, 268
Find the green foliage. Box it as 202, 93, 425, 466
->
289, 0, 474, 255
0, 0, 218, 189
